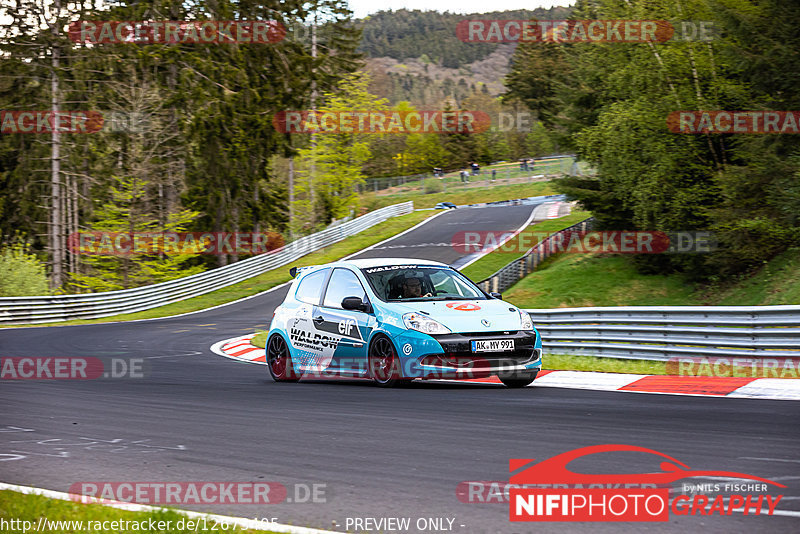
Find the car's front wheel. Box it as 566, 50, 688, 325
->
368, 336, 404, 387
499, 371, 538, 388
267, 334, 301, 383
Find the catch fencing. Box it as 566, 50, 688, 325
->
0, 202, 413, 325
477, 218, 594, 295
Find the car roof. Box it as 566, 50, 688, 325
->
333, 258, 449, 269
292, 258, 451, 279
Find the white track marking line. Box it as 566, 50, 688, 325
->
728, 379, 800, 400
534, 370, 644, 390
6, 210, 444, 330
728, 507, 800, 518
340, 209, 447, 260
0, 482, 339, 533
2, 281, 294, 330
212, 337, 800, 399
457, 204, 540, 270
738, 457, 800, 464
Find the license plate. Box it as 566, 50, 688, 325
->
471, 339, 514, 352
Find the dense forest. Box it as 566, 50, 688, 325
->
358, 7, 569, 106
504, 0, 800, 278
1, 0, 798, 294
0, 0, 361, 291
357, 8, 570, 68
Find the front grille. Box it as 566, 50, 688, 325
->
460, 330, 519, 337
431, 331, 538, 354
422, 348, 540, 368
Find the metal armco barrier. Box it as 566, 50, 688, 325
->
0, 202, 413, 325
475, 218, 800, 361
477, 218, 594, 294
525, 305, 800, 361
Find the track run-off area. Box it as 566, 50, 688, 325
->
1, 203, 798, 533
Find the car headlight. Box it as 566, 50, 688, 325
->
403, 312, 451, 335
519, 310, 534, 330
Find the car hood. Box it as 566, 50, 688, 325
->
386, 299, 526, 333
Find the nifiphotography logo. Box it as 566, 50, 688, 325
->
508, 444, 785, 522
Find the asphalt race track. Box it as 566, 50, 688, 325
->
1, 204, 798, 534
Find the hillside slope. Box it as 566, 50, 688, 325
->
357, 8, 571, 105
504, 247, 800, 308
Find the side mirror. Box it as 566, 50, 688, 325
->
490, 292, 503, 300
342, 296, 371, 313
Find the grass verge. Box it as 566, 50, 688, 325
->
5, 210, 435, 328
543, 353, 668, 375
504, 246, 800, 309
542, 353, 799, 378
0, 490, 280, 534
251, 330, 268, 349
460, 211, 591, 282
504, 254, 697, 308
363, 179, 557, 210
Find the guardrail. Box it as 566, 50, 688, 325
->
525, 305, 800, 361
477, 218, 594, 294
0, 202, 414, 325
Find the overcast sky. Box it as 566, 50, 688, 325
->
347, 0, 572, 19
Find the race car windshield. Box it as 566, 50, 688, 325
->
360, 265, 486, 302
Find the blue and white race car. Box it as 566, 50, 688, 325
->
265, 258, 542, 387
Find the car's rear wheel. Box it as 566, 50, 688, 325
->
499, 371, 538, 388
368, 336, 404, 387
267, 334, 301, 383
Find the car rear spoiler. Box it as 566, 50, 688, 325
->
289, 266, 315, 278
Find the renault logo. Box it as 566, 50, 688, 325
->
481, 319, 491, 327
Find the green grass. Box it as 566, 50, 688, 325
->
363, 178, 557, 211
504, 254, 697, 308
460, 211, 592, 282
4, 210, 435, 328
7, 182, 571, 329
542, 353, 668, 375
541, 353, 799, 378
710, 246, 800, 305
0, 490, 280, 533
246, 228, 800, 379
251, 330, 268, 349
504, 245, 800, 309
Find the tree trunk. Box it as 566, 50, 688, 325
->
49, 33, 63, 289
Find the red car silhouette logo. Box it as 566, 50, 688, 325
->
510, 444, 785, 487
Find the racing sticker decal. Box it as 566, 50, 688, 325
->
446, 302, 482, 311
403, 343, 413, 355
287, 305, 341, 372
314, 311, 365, 342
364, 264, 418, 274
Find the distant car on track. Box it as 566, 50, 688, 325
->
266, 258, 542, 387
434, 202, 457, 209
